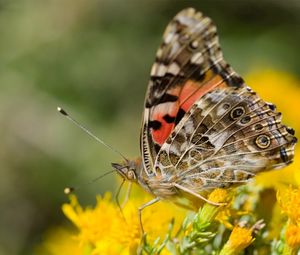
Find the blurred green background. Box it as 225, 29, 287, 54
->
0, 0, 299, 254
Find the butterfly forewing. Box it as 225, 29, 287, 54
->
142, 8, 242, 175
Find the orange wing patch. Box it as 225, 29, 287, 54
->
180, 73, 226, 112
150, 73, 225, 145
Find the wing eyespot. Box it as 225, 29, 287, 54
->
255, 134, 271, 149
240, 115, 251, 124
222, 103, 231, 110
230, 106, 245, 120
254, 123, 264, 131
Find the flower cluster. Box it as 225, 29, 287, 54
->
37, 187, 264, 255
277, 187, 300, 254
37, 189, 187, 255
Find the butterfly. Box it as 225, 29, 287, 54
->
111, 8, 297, 230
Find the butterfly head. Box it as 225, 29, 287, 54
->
111, 160, 139, 182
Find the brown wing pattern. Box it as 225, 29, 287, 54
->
141, 8, 244, 175
154, 85, 297, 191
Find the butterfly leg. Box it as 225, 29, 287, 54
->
115, 178, 128, 222
138, 197, 160, 234
121, 182, 132, 208
173, 183, 226, 206
115, 178, 125, 210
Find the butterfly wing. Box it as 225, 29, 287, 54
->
141, 8, 244, 175
141, 8, 297, 191
155, 86, 296, 192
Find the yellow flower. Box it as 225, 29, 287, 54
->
209, 188, 228, 203
38, 186, 186, 255
215, 208, 233, 229
285, 223, 300, 250
277, 186, 300, 224
197, 189, 230, 225
278, 187, 300, 254
219, 226, 254, 255
209, 188, 233, 225
35, 228, 84, 255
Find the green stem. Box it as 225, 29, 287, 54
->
282, 243, 298, 255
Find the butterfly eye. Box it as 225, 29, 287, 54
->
230, 106, 245, 120
255, 134, 271, 149
127, 170, 136, 180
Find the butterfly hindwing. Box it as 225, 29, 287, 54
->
154, 86, 296, 192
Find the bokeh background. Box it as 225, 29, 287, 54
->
0, 0, 299, 254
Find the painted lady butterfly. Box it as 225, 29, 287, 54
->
111, 8, 297, 227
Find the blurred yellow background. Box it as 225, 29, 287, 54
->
0, 0, 299, 254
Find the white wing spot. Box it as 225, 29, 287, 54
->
191, 52, 204, 64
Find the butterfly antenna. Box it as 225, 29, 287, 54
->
64, 169, 116, 194
57, 106, 128, 162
